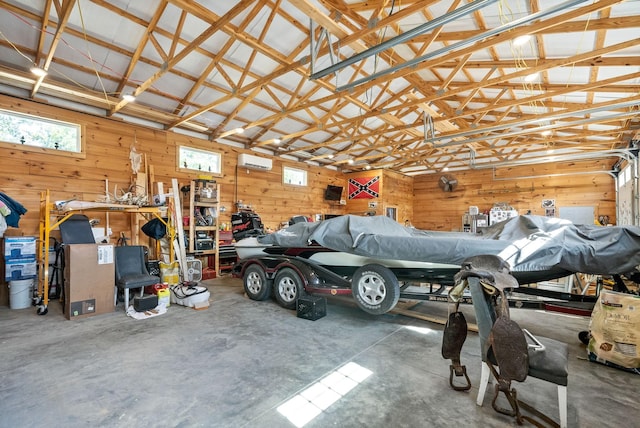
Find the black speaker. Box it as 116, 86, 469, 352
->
134, 294, 158, 312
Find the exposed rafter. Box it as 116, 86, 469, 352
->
0, 0, 636, 174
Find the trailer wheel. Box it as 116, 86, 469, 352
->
243, 264, 271, 301
351, 264, 400, 315
273, 268, 304, 310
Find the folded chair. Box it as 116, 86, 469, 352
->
114, 246, 160, 309
443, 255, 568, 428
54, 214, 96, 311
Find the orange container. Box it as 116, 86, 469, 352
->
144, 283, 168, 295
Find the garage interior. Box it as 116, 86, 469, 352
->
0, 1, 639, 427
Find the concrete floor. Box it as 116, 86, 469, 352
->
1, 276, 638, 428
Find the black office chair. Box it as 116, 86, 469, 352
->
55, 214, 96, 310
59, 214, 95, 244
114, 246, 160, 309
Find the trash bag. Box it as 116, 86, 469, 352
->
141, 218, 167, 239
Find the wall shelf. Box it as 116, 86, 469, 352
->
186, 179, 220, 275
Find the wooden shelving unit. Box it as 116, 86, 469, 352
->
187, 179, 220, 275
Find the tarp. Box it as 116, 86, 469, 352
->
258, 215, 640, 275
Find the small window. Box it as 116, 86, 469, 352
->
385, 207, 397, 221
618, 165, 630, 187
283, 166, 307, 186
179, 146, 222, 174
0, 109, 81, 153
624, 167, 631, 185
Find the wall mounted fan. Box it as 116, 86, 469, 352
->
438, 174, 458, 192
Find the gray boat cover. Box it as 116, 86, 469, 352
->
258, 215, 640, 275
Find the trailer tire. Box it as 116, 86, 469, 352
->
352, 264, 400, 315
243, 264, 271, 301
274, 268, 304, 310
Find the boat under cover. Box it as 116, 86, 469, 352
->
247, 214, 640, 281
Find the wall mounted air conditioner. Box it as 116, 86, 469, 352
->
238, 153, 272, 171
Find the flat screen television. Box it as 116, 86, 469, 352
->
324, 185, 343, 201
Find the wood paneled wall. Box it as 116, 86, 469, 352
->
0, 94, 617, 236
170, 134, 350, 231
221, 157, 349, 231
413, 160, 617, 231
0, 95, 349, 240
0, 93, 617, 305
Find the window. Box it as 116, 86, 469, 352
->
179, 146, 222, 174
0, 109, 82, 153
283, 166, 307, 186
385, 206, 397, 221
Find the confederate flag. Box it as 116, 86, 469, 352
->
348, 176, 379, 199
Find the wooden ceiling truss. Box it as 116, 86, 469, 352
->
0, 0, 637, 174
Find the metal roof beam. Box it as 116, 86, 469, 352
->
336, 0, 592, 92
309, 0, 497, 80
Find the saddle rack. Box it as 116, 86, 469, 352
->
442, 255, 568, 428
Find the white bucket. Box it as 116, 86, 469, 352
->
9, 279, 33, 310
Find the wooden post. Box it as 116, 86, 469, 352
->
171, 178, 189, 282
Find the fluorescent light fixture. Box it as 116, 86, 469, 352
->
218, 127, 246, 139
122, 93, 136, 102
30, 67, 47, 77
183, 122, 209, 132
513, 35, 532, 46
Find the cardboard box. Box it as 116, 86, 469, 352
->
64, 244, 115, 320
5, 258, 37, 281
4, 236, 37, 259
68, 299, 96, 317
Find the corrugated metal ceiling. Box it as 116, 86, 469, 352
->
0, 0, 638, 174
